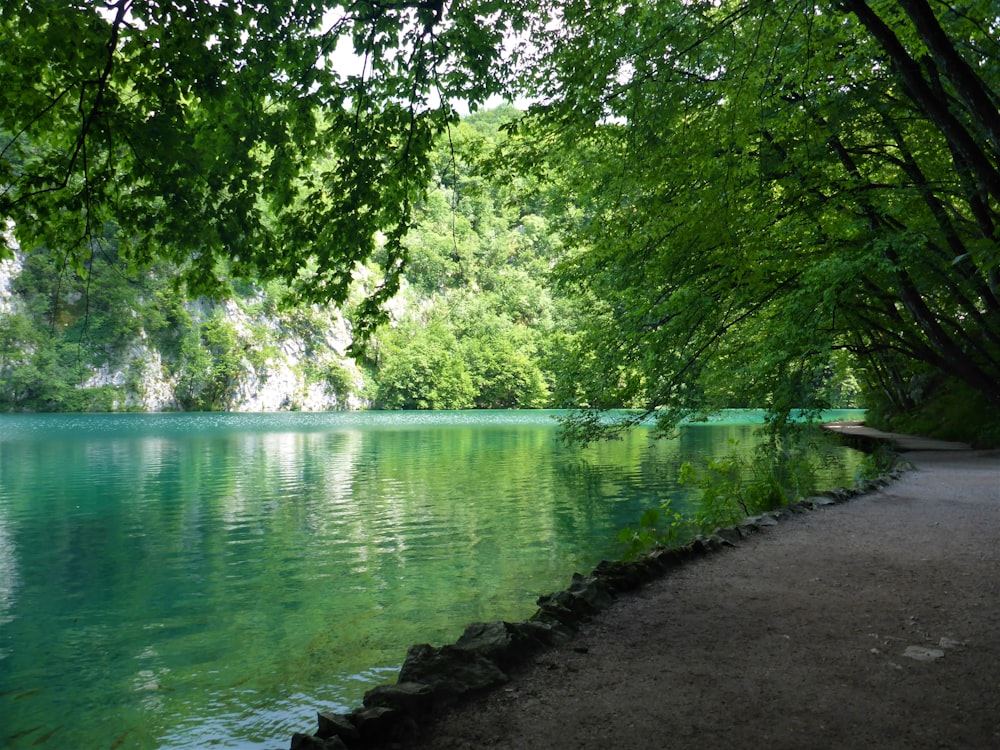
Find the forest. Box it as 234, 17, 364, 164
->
2, 0, 999, 446
0, 106, 572, 413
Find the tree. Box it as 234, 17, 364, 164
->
372, 319, 475, 409
451, 296, 551, 408
5, 1, 998, 439
380, 106, 562, 411
502, 0, 1000, 440
463, 331, 549, 408
0, 0, 527, 344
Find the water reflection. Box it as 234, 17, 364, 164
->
0, 410, 864, 749
0, 507, 17, 633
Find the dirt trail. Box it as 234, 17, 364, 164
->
402, 449, 1000, 750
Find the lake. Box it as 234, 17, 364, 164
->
0, 410, 864, 749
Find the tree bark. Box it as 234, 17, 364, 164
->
840, 0, 1000, 204
895, 0, 1000, 159
824, 122, 1000, 405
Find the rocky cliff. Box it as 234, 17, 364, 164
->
0, 243, 368, 412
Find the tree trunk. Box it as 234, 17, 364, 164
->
840, 0, 1000, 203
895, 0, 1000, 159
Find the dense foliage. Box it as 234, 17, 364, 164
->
0, 108, 566, 411
2, 2, 998, 442
369, 106, 562, 409
509, 0, 1000, 444
0, 0, 529, 342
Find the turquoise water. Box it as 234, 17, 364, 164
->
0, 410, 864, 749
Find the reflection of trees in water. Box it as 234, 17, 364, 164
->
559, 423, 865, 522
0, 414, 868, 750
0, 509, 17, 629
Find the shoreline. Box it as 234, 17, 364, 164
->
292, 436, 934, 749
390, 447, 1000, 749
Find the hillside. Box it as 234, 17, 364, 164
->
0, 108, 566, 413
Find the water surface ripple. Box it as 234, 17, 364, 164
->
0, 410, 864, 749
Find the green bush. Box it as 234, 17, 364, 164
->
617, 501, 694, 561
373, 321, 475, 410
174, 312, 244, 410
619, 436, 820, 560
865, 376, 1000, 448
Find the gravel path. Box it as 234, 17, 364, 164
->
402, 449, 1000, 750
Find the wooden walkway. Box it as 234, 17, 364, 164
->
822, 420, 972, 452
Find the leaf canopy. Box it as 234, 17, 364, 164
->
3, 0, 999, 438
0, 0, 528, 334
505, 0, 1000, 438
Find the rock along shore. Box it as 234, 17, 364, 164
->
290, 466, 910, 750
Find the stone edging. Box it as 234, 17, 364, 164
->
290, 465, 909, 750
